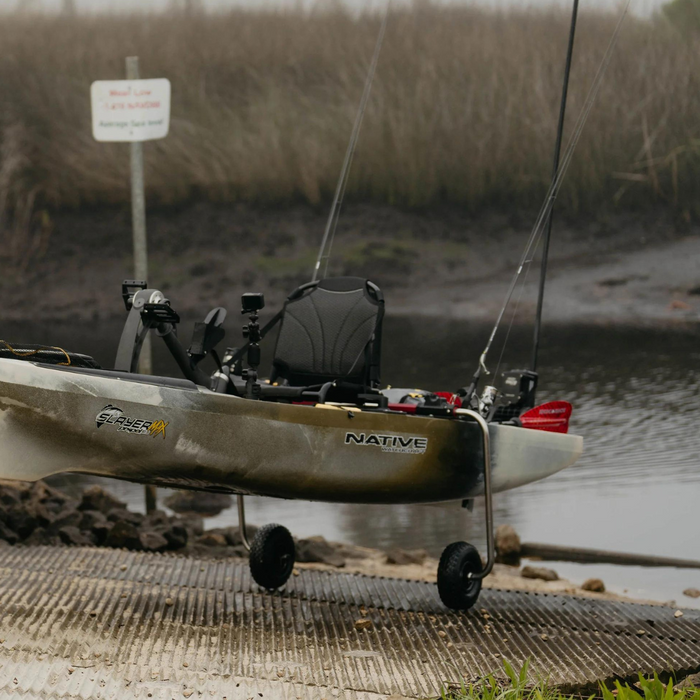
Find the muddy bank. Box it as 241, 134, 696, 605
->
0, 202, 698, 327
0, 478, 672, 606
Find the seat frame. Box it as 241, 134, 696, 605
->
223, 277, 385, 404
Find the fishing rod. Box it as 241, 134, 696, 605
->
531, 0, 580, 374
220, 9, 389, 374
311, 5, 389, 283
460, 0, 633, 404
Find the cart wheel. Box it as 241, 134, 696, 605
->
249, 523, 296, 590
437, 541, 483, 610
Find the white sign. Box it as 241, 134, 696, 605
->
91, 78, 171, 142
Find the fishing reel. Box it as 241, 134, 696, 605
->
466, 369, 538, 421
478, 385, 499, 418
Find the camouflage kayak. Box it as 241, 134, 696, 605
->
0, 358, 582, 504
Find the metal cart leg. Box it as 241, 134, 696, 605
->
237, 495, 251, 552
455, 409, 495, 580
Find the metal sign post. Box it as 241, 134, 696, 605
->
90, 61, 172, 514
125, 57, 155, 515
125, 57, 152, 379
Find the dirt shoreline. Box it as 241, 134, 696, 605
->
1, 202, 698, 327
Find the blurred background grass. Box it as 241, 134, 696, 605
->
1, 1, 699, 256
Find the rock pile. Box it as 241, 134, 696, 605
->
297, 535, 346, 567
521, 565, 559, 582
0, 481, 202, 552
581, 578, 606, 593
0, 480, 351, 567
494, 524, 521, 564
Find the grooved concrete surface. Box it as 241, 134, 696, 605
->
0, 546, 698, 699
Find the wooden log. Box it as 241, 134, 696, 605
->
520, 542, 700, 569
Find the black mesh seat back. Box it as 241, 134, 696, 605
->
0, 341, 101, 369
272, 277, 383, 386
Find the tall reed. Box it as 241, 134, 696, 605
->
0, 2, 698, 241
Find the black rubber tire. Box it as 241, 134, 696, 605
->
249, 523, 296, 590
437, 541, 483, 610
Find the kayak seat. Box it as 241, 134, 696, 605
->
270, 276, 384, 391
0, 341, 101, 369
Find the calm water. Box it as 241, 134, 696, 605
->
4, 316, 700, 607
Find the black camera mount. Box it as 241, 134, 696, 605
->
241, 293, 265, 399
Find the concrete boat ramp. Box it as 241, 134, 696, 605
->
0, 546, 698, 699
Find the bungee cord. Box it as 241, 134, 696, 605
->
471, 0, 633, 391
312, 4, 390, 282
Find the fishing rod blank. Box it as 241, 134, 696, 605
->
465, 0, 633, 395
312, 7, 389, 282
531, 0, 580, 375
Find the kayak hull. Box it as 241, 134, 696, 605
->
0, 359, 582, 504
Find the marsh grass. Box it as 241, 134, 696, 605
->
1, 3, 700, 256
440, 661, 700, 700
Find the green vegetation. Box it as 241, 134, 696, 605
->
2, 3, 700, 262
439, 661, 700, 700
600, 675, 700, 700
662, 0, 700, 32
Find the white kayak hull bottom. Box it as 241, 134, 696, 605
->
0, 359, 582, 504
